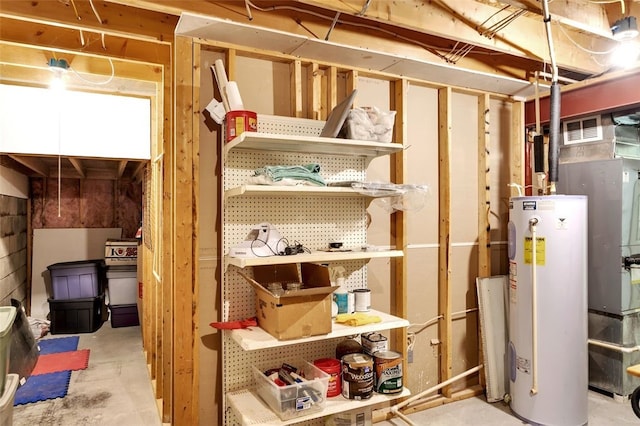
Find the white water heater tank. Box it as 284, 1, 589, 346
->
508, 195, 588, 425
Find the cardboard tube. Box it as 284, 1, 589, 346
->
212, 61, 230, 112
225, 81, 244, 111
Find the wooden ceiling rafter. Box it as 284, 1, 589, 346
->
7, 155, 48, 177
68, 157, 86, 178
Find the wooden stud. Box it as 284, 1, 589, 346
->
327, 66, 338, 113
161, 50, 173, 424
390, 78, 408, 386
290, 60, 303, 117
346, 70, 358, 107
511, 101, 525, 195
476, 94, 491, 391
226, 49, 237, 80
477, 94, 491, 279
173, 35, 196, 426
438, 86, 453, 398
191, 39, 202, 426
307, 63, 322, 120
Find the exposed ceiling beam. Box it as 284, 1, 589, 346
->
117, 160, 128, 178
8, 155, 49, 176
0, 16, 171, 69
131, 161, 146, 183
0, 0, 176, 44
68, 157, 86, 178
292, 0, 614, 74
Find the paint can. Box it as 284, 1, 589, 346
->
341, 353, 374, 400
361, 332, 388, 356
374, 351, 403, 394
313, 358, 342, 397
225, 110, 257, 143
354, 288, 371, 312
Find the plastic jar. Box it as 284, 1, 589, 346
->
313, 358, 342, 397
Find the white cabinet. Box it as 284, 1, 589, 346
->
221, 115, 409, 425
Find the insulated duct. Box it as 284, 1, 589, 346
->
542, 0, 561, 191
548, 83, 561, 184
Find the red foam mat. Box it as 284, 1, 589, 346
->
31, 349, 90, 375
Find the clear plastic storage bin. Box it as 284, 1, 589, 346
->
253, 361, 329, 420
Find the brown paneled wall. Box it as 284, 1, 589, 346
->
30, 178, 142, 238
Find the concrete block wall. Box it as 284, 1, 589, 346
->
0, 195, 28, 307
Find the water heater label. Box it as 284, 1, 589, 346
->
517, 356, 531, 374
524, 236, 546, 265
522, 201, 537, 210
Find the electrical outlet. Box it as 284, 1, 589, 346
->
408, 348, 413, 363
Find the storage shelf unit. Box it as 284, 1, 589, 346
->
225, 249, 403, 269
227, 387, 411, 425
225, 132, 403, 158
230, 309, 409, 351
226, 184, 361, 198
221, 117, 408, 425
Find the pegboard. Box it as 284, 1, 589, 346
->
257, 114, 324, 136
221, 115, 378, 425
224, 151, 366, 189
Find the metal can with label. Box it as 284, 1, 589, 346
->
341, 353, 374, 400
361, 332, 388, 356
374, 351, 403, 394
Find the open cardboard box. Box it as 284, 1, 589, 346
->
239, 263, 338, 340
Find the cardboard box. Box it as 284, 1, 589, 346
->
240, 263, 337, 340
325, 407, 372, 426
104, 239, 138, 265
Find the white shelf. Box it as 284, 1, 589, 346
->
227, 386, 411, 425
226, 249, 403, 269
225, 132, 403, 158
225, 185, 359, 199
229, 309, 409, 351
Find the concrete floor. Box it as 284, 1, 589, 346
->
13, 323, 161, 426
378, 390, 640, 425
12, 322, 640, 425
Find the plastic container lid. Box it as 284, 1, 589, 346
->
0, 307, 17, 338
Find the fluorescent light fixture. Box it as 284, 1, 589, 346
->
611, 16, 639, 41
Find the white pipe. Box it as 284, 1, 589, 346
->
541, 0, 558, 82
391, 364, 483, 414
588, 339, 640, 353
538, 71, 579, 84
530, 218, 539, 396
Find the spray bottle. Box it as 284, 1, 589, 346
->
331, 266, 348, 314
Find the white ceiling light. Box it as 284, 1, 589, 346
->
610, 17, 639, 69
611, 16, 639, 41
48, 58, 69, 91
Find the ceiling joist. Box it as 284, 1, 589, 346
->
7, 155, 49, 177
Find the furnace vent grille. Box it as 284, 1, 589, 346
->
563, 115, 603, 145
